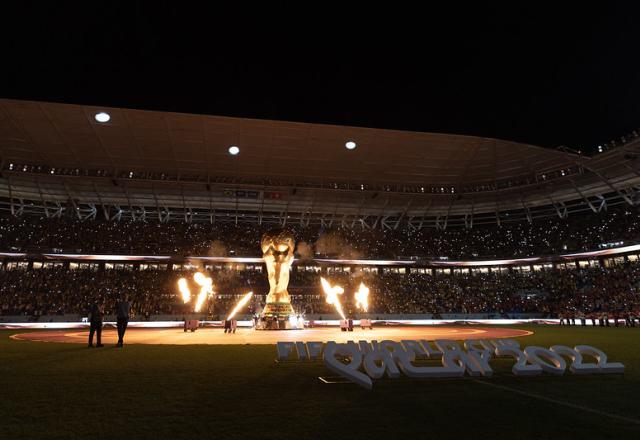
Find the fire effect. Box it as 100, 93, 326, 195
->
320, 277, 346, 320
354, 282, 370, 312
176, 272, 215, 312
178, 278, 191, 303
193, 272, 214, 313
227, 291, 253, 321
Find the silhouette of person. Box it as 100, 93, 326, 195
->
88, 300, 104, 348
115, 295, 131, 347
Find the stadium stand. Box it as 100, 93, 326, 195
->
1, 203, 639, 259
2, 100, 640, 324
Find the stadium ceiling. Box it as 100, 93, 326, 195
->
1, 99, 640, 229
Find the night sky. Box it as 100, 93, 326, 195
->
1, 3, 639, 153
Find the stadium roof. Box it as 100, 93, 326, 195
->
1, 99, 640, 228
1, 98, 575, 187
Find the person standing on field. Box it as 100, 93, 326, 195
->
115, 295, 131, 347
88, 299, 104, 348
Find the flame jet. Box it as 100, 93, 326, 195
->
354, 282, 370, 312
227, 291, 253, 320
178, 278, 191, 303
320, 277, 346, 320
193, 272, 214, 313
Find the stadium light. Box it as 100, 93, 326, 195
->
94, 112, 110, 123
228, 146, 240, 155
345, 141, 357, 150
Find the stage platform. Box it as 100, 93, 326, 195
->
11, 326, 533, 345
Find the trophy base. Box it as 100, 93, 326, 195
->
256, 302, 300, 330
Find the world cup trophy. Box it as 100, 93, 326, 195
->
258, 229, 296, 329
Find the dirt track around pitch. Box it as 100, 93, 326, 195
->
11, 326, 533, 345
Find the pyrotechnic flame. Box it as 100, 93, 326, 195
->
193, 272, 214, 313
192, 272, 206, 285
320, 277, 346, 320
227, 291, 253, 321
178, 278, 191, 303
355, 282, 370, 312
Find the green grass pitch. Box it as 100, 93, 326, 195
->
1, 326, 639, 439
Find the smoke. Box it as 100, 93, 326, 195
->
339, 246, 362, 260
296, 241, 314, 260
315, 232, 362, 260
208, 240, 228, 257
216, 269, 236, 281
315, 233, 341, 255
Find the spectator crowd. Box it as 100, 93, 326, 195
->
1, 204, 640, 260
1, 263, 639, 321
1, 206, 640, 321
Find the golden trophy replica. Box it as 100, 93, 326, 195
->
258, 229, 296, 330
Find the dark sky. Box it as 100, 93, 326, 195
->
1, 3, 639, 152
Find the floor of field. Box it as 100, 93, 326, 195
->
2, 325, 639, 440
11, 325, 533, 345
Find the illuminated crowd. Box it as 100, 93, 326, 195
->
0, 268, 267, 319
1, 204, 639, 259
1, 263, 639, 320
2, 205, 640, 320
